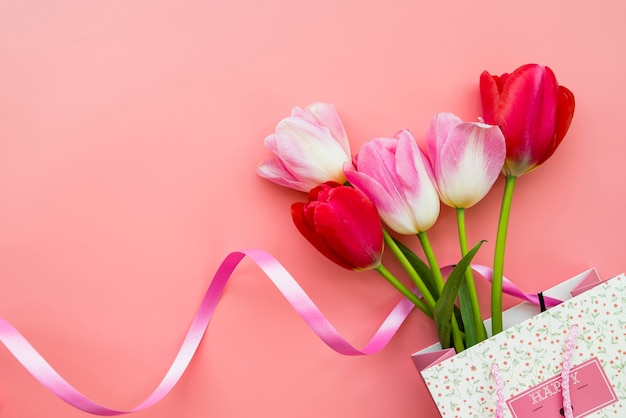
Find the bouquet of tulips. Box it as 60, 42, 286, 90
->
256, 64, 575, 353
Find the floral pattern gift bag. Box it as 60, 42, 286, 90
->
413, 271, 626, 418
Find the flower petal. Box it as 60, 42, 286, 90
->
256, 157, 309, 192
424, 113, 463, 170
498, 64, 558, 164
479, 71, 502, 125
395, 130, 440, 230
537, 85, 576, 166
274, 117, 349, 185
291, 201, 355, 270
313, 187, 383, 270
305, 103, 351, 156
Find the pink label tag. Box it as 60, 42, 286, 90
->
507, 357, 618, 417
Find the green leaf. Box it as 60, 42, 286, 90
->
453, 305, 465, 333
458, 278, 486, 347
433, 240, 484, 349
393, 238, 439, 299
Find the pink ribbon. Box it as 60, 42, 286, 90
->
0, 249, 414, 415
561, 325, 579, 418
466, 265, 562, 308
491, 363, 505, 418
0, 250, 562, 415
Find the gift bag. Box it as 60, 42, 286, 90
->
413, 269, 626, 417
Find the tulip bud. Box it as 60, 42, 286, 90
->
291, 182, 383, 271
425, 112, 506, 208
257, 103, 353, 192
344, 130, 440, 235
480, 64, 575, 176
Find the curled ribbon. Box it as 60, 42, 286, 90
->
0, 249, 414, 415
0, 249, 561, 415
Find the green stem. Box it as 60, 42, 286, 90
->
456, 208, 487, 344
375, 264, 432, 318
492, 175, 517, 335
417, 232, 444, 291
418, 231, 465, 353
382, 229, 436, 312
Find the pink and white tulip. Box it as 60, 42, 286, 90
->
344, 130, 440, 235
425, 113, 506, 209
256, 103, 353, 192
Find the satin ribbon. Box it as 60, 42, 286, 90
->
0, 249, 562, 415
561, 325, 580, 418
491, 363, 505, 418
443, 264, 563, 308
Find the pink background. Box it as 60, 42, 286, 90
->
0, 1, 624, 417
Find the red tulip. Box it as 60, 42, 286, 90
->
291, 182, 383, 271
480, 64, 575, 176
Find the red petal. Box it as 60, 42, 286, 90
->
498, 64, 558, 163
554, 85, 575, 143
309, 181, 341, 201
496, 73, 510, 91
479, 71, 501, 125
291, 201, 355, 270
313, 187, 383, 270
536, 85, 575, 166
